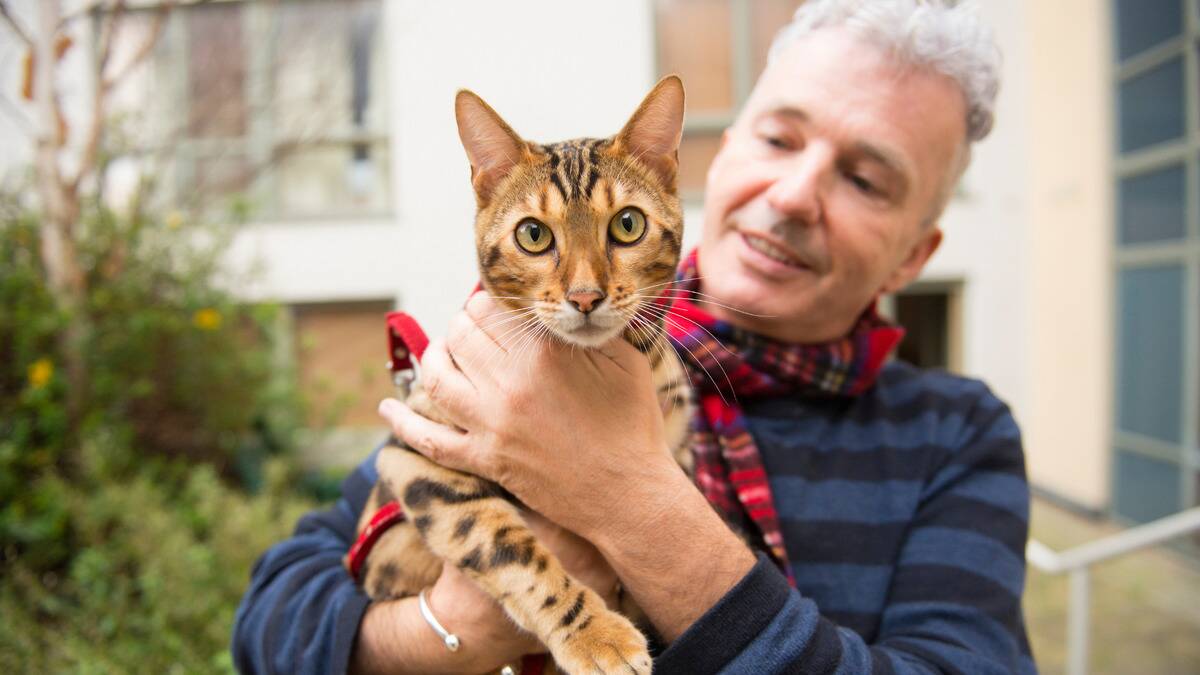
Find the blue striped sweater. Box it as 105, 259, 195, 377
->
232, 360, 1035, 674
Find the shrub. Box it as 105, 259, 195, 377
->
0, 194, 326, 672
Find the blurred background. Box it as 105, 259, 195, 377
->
0, 0, 1197, 672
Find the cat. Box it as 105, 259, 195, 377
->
353, 75, 691, 675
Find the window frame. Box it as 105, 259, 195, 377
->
125, 0, 393, 222
1109, 0, 1200, 522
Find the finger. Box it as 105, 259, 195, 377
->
445, 309, 508, 377
466, 291, 531, 349
419, 338, 479, 426
594, 334, 645, 375
377, 399, 475, 474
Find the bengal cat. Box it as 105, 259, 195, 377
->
353, 76, 691, 675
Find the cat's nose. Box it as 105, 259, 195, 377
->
567, 290, 605, 314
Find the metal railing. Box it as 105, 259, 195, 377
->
1025, 506, 1200, 675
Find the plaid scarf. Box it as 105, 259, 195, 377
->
664, 250, 905, 579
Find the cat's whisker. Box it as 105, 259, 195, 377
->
477, 306, 539, 330
627, 312, 732, 405
631, 276, 705, 295
634, 308, 737, 400
634, 300, 737, 352
632, 291, 778, 319
463, 313, 542, 380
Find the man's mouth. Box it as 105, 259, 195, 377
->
741, 232, 808, 269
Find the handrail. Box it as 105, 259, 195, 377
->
1027, 506, 1200, 573
1025, 505, 1200, 675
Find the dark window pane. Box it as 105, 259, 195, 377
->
895, 292, 949, 370
1119, 57, 1184, 153
1114, 0, 1182, 61
656, 0, 734, 115
1118, 165, 1186, 244
1114, 449, 1180, 523
187, 3, 247, 138
1117, 265, 1184, 443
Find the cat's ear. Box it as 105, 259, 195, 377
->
455, 90, 529, 204
614, 75, 685, 188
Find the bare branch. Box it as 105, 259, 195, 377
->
57, 0, 106, 29
101, 1, 169, 91
0, 0, 34, 48
74, 0, 172, 195
96, 0, 126, 76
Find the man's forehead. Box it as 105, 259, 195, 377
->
749, 29, 968, 193
758, 104, 914, 177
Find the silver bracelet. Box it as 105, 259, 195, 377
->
417, 589, 460, 652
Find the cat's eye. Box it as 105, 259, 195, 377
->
608, 207, 646, 245
515, 219, 554, 254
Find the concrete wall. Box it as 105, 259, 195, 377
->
1021, 0, 1113, 510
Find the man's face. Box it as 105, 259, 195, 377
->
698, 28, 966, 342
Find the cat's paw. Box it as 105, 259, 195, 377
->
551, 609, 652, 675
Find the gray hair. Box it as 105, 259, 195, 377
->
768, 0, 1001, 143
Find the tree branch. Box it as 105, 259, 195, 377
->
101, 1, 170, 91
57, 0, 107, 30
96, 0, 126, 77
0, 0, 34, 48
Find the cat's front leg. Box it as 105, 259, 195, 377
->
376, 447, 652, 675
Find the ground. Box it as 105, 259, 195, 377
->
1025, 498, 1200, 674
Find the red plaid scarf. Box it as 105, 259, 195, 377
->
663, 250, 905, 580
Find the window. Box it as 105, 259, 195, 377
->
653, 0, 803, 199
140, 0, 390, 220
1110, 0, 1199, 526
880, 282, 963, 373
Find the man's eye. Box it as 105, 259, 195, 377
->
763, 135, 790, 150
848, 173, 876, 194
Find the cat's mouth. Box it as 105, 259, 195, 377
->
551, 310, 626, 348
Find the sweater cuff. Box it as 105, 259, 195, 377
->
654, 553, 792, 674
330, 590, 372, 675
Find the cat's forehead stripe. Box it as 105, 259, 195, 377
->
540, 138, 609, 203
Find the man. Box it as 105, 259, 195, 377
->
233, 1, 1034, 673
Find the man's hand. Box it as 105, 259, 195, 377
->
378, 292, 755, 642
352, 511, 621, 674
378, 292, 681, 539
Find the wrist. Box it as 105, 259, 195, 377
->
592, 464, 756, 642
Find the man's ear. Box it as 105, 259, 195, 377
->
455, 90, 529, 206
614, 75, 686, 189
880, 227, 943, 295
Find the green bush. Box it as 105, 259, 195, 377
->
0, 196, 326, 672
0, 459, 317, 673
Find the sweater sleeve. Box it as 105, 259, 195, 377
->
231, 448, 380, 675
656, 398, 1036, 675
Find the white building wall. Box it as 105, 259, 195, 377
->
386, 0, 656, 335
922, 0, 1034, 428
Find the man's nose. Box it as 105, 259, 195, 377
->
764, 144, 833, 225
567, 289, 605, 314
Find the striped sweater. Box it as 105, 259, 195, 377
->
232, 360, 1035, 674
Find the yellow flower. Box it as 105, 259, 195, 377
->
28, 358, 53, 389
192, 308, 222, 331
165, 211, 184, 230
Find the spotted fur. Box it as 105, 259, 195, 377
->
353, 76, 689, 675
